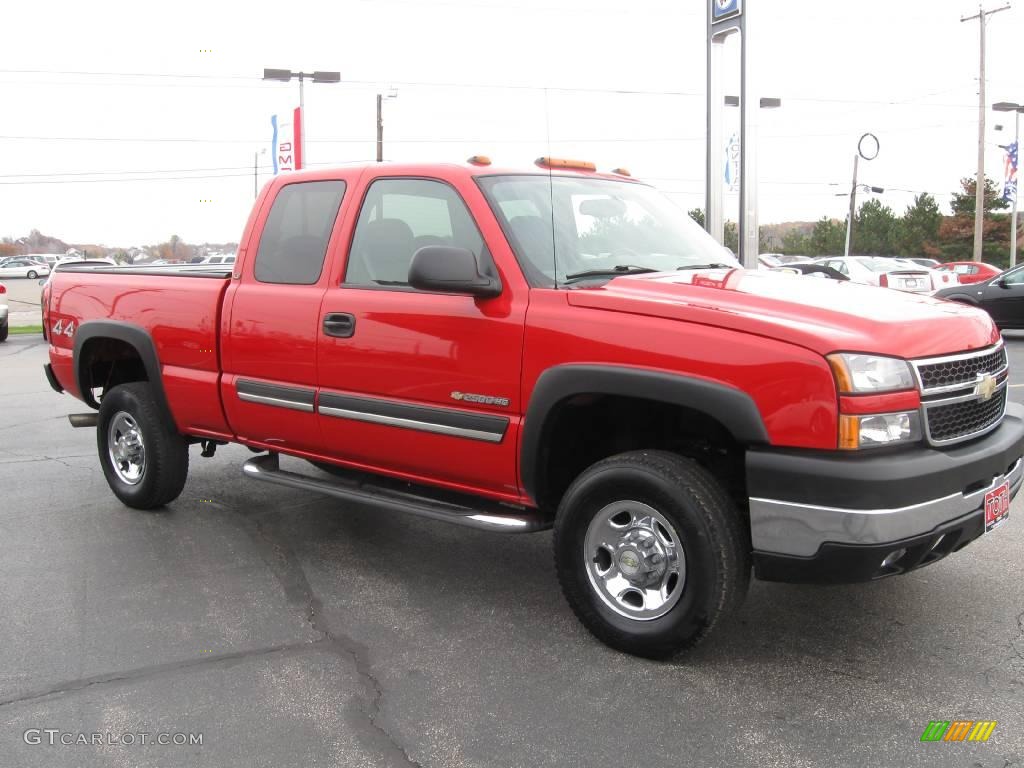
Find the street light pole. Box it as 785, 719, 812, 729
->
262, 68, 341, 168
844, 154, 859, 258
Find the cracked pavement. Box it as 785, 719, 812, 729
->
1, 334, 1023, 767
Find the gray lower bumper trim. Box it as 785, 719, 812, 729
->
750, 457, 1023, 557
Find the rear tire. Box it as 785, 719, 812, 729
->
97, 383, 189, 509
0, 321, 7, 342
554, 450, 749, 659
27, 270, 37, 280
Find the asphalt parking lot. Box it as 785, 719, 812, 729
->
2, 334, 1023, 768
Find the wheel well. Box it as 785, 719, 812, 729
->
77, 337, 148, 407
533, 394, 747, 514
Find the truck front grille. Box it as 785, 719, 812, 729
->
924, 388, 1007, 444
912, 342, 1009, 446
917, 346, 1007, 390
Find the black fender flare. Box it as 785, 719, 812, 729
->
73, 320, 174, 425
520, 364, 769, 501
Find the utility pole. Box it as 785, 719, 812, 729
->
961, 3, 1011, 261
376, 93, 383, 162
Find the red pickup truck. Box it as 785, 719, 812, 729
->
43, 159, 1024, 658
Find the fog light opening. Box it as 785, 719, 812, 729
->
881, 548, 907, 569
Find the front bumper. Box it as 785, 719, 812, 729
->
747, 402, 1024, 583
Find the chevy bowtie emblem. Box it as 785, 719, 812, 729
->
978, 374, 997, 401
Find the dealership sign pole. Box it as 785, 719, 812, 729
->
707, 0, 758, 268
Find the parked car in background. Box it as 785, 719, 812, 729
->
758, 253, 811, 269
933, 263, 1024, 329
0, 282, 8, 342
937, 261, 1003, 285
770, 263, 849, 281
814, 256, 933, 293
0, 259, 50, 280
901, 257, 941, 270
200, 254, 236, 266
889, 258, 959, 291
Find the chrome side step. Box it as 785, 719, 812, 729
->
242, 453, 550, 534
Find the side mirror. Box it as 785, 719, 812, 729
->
408, 246, 501, 298
38, 278, 46, 286
995, 278, 1009, 289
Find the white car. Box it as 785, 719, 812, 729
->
814, 256, 933, 293
889, 258, 959, 291
199, 254, 236, 265
0, 258, 50, 279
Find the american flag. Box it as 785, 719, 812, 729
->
1003, 141, 1018, 204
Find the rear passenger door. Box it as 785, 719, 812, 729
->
316, 174, 527, 498
221, 178, 349, 453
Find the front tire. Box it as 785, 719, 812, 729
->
0, 321, 7, 342
554, 450, 749, 659
97, 383, 189, 509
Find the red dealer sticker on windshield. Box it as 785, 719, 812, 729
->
984, 481, 1010, 533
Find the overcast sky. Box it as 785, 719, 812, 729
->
1, 0, 1021, 246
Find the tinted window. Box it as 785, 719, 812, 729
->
345, 178, 485, 287
254, 180, 346, 285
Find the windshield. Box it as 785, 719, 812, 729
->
477, 175, 737, 286
857, 258, 901, 273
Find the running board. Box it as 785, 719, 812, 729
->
242, 453, 550, 534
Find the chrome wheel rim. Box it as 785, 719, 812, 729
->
583, 500, 686, 621
107, 411, 146, 485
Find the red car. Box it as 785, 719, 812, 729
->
937, 261, 1003, 285
42, 159, 1024, 658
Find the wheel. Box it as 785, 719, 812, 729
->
0, 321, 7, 342
26, 270, 37, 280
553, 450, 749, 659
97, 383, 189, 509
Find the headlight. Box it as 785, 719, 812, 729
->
827, 353, 915, 393
839, 411, 922, 449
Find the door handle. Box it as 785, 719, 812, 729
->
323, 312, 356, 338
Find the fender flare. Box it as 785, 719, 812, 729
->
520, 364, 769, 501
73, 320, 174, 425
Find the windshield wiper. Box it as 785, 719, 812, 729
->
564, 265, 659, 282
675, 263, 735, 271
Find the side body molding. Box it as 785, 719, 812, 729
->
72, 320, 174, 424
519, 364, 770, 500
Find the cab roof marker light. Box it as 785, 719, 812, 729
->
467, 155, 492, 166
535, 157, 597, 172
610, 167, 631, 177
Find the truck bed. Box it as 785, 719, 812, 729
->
46, 266, 234, 438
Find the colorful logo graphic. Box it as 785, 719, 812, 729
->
920, 721, 997, 742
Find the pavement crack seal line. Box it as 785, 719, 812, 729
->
0, 641, 324, 709
239, 507, 423, 768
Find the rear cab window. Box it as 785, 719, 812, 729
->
254, 180, 347, 285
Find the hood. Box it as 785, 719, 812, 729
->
566, 268, 998, 359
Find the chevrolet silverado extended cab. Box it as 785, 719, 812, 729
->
43, 159, 1024, 658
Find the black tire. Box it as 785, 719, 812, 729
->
26, 270, 37, 280
97, 383, 189, 509
554, 450, 749, 659
0, 321, 7, 342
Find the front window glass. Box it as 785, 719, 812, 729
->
477, 175, 736, 287
1002, 265, 1024, 285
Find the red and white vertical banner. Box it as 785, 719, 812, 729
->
271, 107, 303, 174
